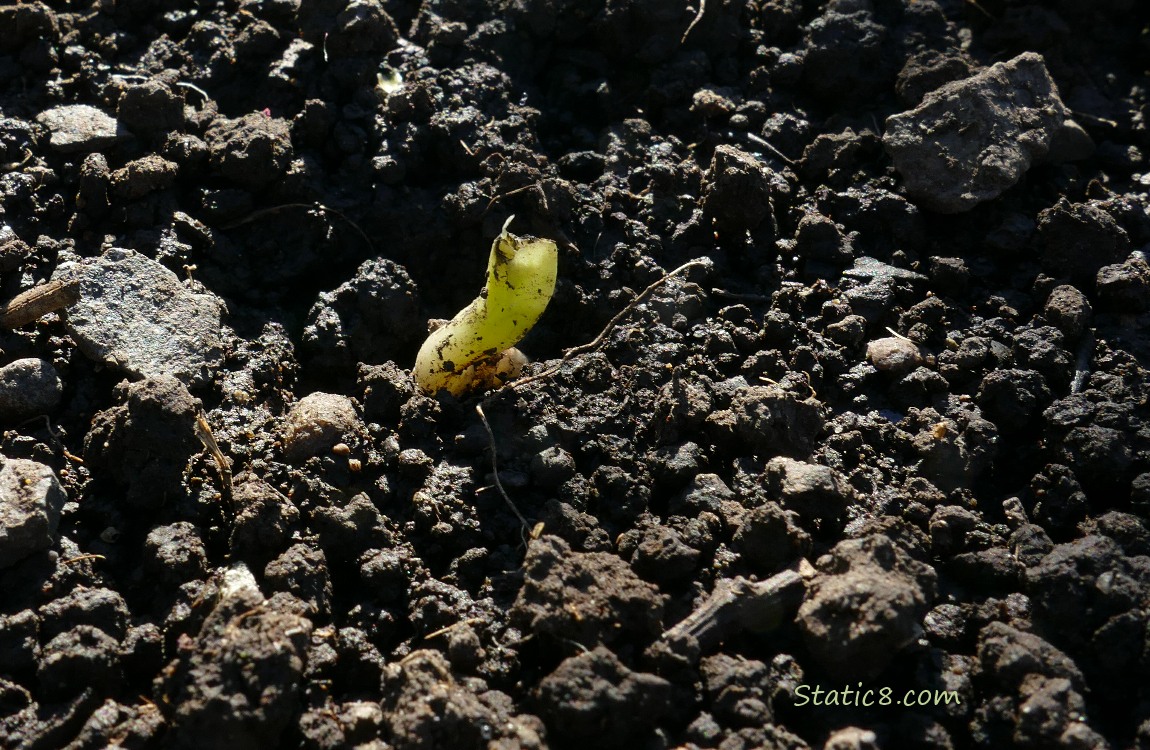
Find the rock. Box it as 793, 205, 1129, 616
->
0, 358, 62, 423
35, 104, 126, 153
1043, 285, 1092, 341
798, 534, 937, 680
763, 456, 854, 523
0, 458, 67, 568
282, 392, 363, 461
883, 53, 1086, 213
535, 647, 673, 749
56, 249, 224, 386
866, 336, 922, 373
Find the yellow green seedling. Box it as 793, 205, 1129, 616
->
413, 217, 558, 396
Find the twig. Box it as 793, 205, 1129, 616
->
505, 258, 710, 392
422, 617, 484, 642
660, 567, 805, 651
712, 288, 772, 303
62, 554, 106, 565
744, 132, 796, 167
194, 411, 233, 504
220, 202, 374, 256
681, 0, 707, 43
475, 403, 530, 541
1, 279, 80, 328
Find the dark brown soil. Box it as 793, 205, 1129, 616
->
1, 1, 1149, 749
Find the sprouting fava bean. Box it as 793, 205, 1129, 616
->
413, 217, 557, 397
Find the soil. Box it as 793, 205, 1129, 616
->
1, 1, 1149, 749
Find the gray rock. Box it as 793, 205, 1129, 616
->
282, 392, 363, 461
0, 458, 67, 568
1043, 285, 1092, 341
866, 336, 922, 373
0, 358, 63, 422
55, 249, 223, 386
883, 52, 1088, 213
35, 104, 126, 153
764, 456, 854, 523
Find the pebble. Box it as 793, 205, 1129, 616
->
282, 392, 363, 460
866, 336, 923, 373
0, 457, 67, 568
0, 358, 62, 422
883, 53, 1087, 213
35, 104, 126, 153
55, 249, 224, 386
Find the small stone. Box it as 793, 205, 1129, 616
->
1043, 285, 1092, 341
36, 104, 126, 153
866, 336, 922, 373
883, 53, 1084, 213
0, 358, 62, 422
56, 249, 224, 386
283, 392, 363, 460
764, 456, 855, 522
0, 458, 67, 568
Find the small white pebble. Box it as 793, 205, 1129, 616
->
866, 336, 923, 373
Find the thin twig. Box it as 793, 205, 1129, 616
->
62, 554, 106, 565
681, 0, 707, 43
220, 203, 374, 256
475, 403, 530, 541
194, 411, 233, 505
744, 132, 796, 167
423, 617, 484, 642
505, 258, 710, 392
